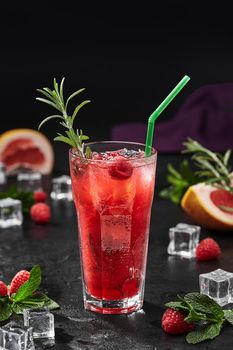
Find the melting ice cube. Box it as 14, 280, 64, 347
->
0, 321, 35, 350
17, 172, 42, 192
199, 268, 233, 306
23, 308, 54, 339
50, 175, 72, 201
167, 226, 200, 258
0, 162, 6, 185
0, 198, 23, 229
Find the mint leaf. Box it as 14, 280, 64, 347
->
165, 301, 190, 312
13, 265, 42, 302
12, 303, 26, 314
184, 293, 224, 322
224, 310, 233, 325
12, 293, 59, 314
0, 300, 12, 322
186, 322, 223, 344
26, 292, 59, 310
43, 295, 60, 310
184, 308, 207, 323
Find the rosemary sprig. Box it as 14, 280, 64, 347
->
182, 138, 233, 193
36, 78, 91, 156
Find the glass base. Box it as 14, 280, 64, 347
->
84, 293, 143, 315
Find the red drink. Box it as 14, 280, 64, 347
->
70, 142, 157, 314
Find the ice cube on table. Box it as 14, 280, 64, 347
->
17, 172, 42, 192
0, 321, 35, 350
0, 163, 6, 185
0, 198, 23, 229
167, 226, 199, 258
23, 308, 54, 339
50, 175, 72, 201
176, 223, 201, 246
199, 269, 233, 306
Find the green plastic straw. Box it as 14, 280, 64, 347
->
145, 75, 190, 156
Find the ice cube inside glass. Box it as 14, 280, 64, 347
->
199, 268, 233, 306
17, 172, 42, 192
167, 226, 199, 258
23, 308, 54, 339
0, 198, 23, 229
0, 321, 35, 350
50, 175, 72, 200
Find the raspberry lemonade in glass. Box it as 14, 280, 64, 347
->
37, 76, 190, 314
69, 142, 156, 313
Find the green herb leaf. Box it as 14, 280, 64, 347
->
166, 296, 208, 323
54, 134, 75, 147
13, 265, 42, 302
0, 300, 12, 321
184, 307, 207, 323
183, 138, 233, 193
0, 185, 34, 213
38, 115, 63, 130
159, 160, 201, 204
12, 293, 59, 314
224, 310, 233, 325
184, 293, 224, 322
85, 146, 92, 158
165, 301, 190, 312
37, 79, 91, 155
186, 322, 223, 344
223, 149, 232, 166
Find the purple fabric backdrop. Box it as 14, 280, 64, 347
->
111, 83, 233, 152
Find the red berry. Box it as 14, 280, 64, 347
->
9, 270, 30, 295
162, 308, 194, 334
109, 159, 133, 179
30, 203, 51, 224
0, 281, 8, 297
34, 191, 47, 203
196, 238, 221, 261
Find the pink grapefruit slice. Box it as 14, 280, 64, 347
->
0, 129, 54, 174
181, 183, 233, 230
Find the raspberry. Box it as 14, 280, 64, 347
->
162, 308, 194, 334
30, 203, 51, 224
196, 238, 221, 261
109, 159, 133, 179
9, 270, 30, 295
0, 281, 8, 297
34, 191, 47, 203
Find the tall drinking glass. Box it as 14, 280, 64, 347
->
69, 141, 157, 314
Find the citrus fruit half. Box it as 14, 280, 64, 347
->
0, 129, 54, 174
181, 183, 233, 230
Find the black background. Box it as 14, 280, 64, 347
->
1, 2, 233, 171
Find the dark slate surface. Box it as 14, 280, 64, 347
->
1, 154, 233, 349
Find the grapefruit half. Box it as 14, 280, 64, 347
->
181, 183, 233, 230
0, 129, 54, 174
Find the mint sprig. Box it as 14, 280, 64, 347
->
165, 292, 233, 344
0, 265, 59, 324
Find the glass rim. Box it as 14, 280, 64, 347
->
69, 140, 157, 162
